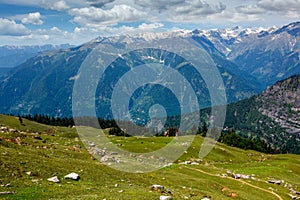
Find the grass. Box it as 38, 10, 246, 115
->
0, 114, 299, 199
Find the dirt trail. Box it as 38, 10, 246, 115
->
185, 166, 283, 200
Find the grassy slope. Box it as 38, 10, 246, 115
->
0, 115, 299, 200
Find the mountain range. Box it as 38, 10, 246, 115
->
0, 21, 299, 120
0, 44, 73, 78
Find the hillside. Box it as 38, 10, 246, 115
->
224, 75, 300, 153
0, 44, 73, 69
0, 115, 300, 199
0, 34, 261, 118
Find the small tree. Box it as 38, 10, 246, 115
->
18, 114, 24, 125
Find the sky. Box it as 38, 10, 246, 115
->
0, 0, 300, 46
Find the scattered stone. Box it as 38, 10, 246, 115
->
267, 179, 282, 185
179, 161, 191, 165
101, 155, 119, 163
118, 190, 124, 193
232, 173, 251, 179
26, 171, 32, 176
160, 195, 171, 200
89, 143, 96, 147
115, 184, 119, 187
0, 191, 15, 195
167, 189, 172, 194
64, 173, 80, 181
163, 163, 173, 168
47, 176, 60, 183
150, 184, 164, 191
275, 180, 282, 185
1, 183, 11, 187
289, 194, 298, 200
34, 136, 43, 140
233, 174, 241, 179
201, 198, 210, 200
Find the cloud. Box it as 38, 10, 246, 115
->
69, 5, 146, 26
86, 0, 115, 8
236, 0, 300, 18
258, 0, 300, 12
0, 18, 30, 36
43, 0, 70, 11
134, 0, 185, 11
133, 0, 227, 22
138, 22, 164, 30
21, 12, 43, 25
168, 1, 226, 22
235, 5, 265, 15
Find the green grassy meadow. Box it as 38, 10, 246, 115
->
0, 115, 299, 199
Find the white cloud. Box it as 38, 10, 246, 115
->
21, 12, 43, 25
0, 18, 30, 36
134, 0, 185, 11
138, 22, 164, 30
133, 0, 227, 23
69, 5, 146, 26
43, 0, 70, 11
87, 0, 115, 8
235, 0, 300, 19
258, 0, 300, 12
235, 5, 265, 15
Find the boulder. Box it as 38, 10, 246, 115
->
150, 184, 164, 191
64, 173, 80, 181
47, 176, 60, 183
160, 195, 171, 200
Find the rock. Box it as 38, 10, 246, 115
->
26, 171, 32, 176
34, 136, 43, 140
268, 179, 276, 184
289, 194, 298, 200
47, 176, 60, 183
150, 184, 164, 191
160, 195, 171, 200
64, 173, 80, 181
241, 174, 250, 179
267, 179, 282, 185
115, 184, 119, 187
201, 198, 210, 200
0, 191, 15, 195
163, 163, 173, 168
179, 161, 192, 165
233, 174, 241, 179
275, 180, 282, 185
8, 129, 17, 133
89, 143, 96, 147
101, 155, 119, 163
167, 189, 172, 194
